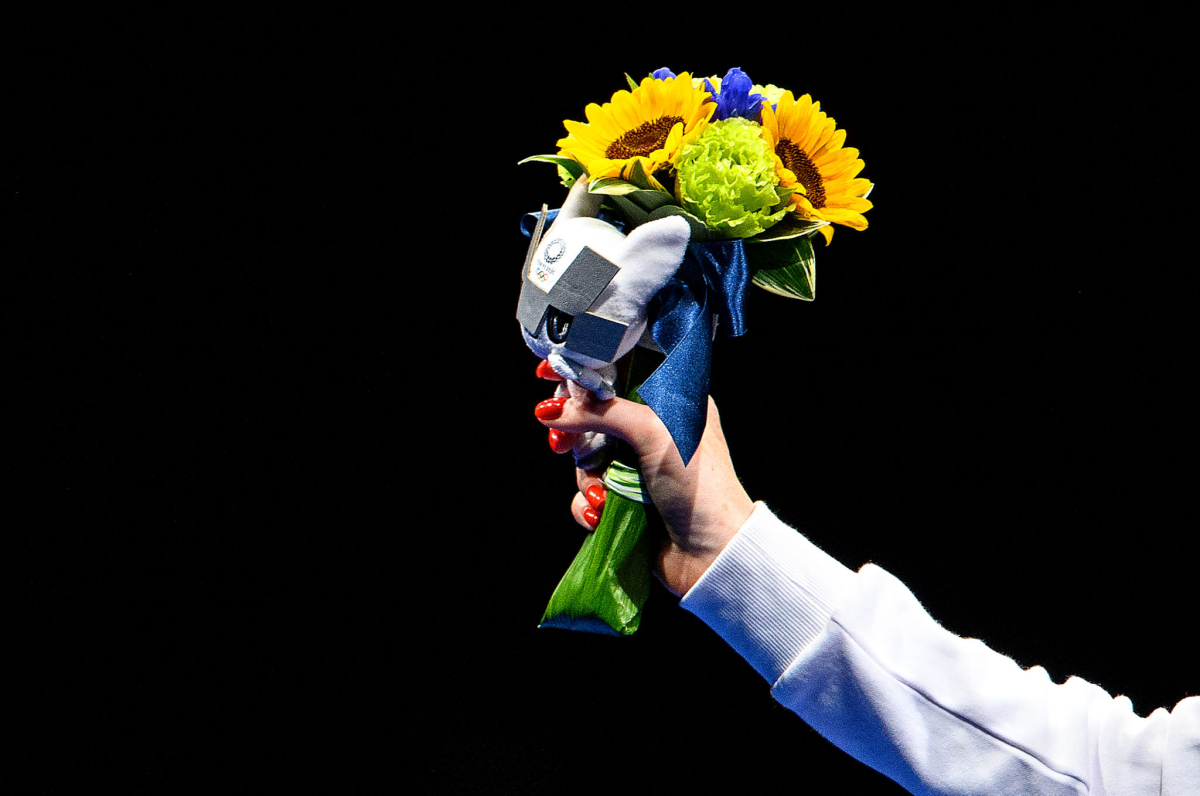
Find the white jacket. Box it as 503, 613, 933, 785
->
681, 503, 1199, 795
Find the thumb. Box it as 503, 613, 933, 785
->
535, 394, 668, 459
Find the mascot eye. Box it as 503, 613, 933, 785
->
546, 307, 573, 344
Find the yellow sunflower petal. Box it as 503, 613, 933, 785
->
818, 206, 869, 229
557, 74, 714, 182
819, 159, 866, 184
759, 91, 872, 241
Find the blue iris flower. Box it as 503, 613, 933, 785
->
651, 67, 677, 80
704, 67, 766, 123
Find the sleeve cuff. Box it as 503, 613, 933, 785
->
679, 502, 857, 684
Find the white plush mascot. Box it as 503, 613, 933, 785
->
518, 179, 691, 466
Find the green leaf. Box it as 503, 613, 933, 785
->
588, 177, 644, 196
602, 191, 679, 228
749, 214, 828, 243
518, 154, 585, 180
627, 189, 678, 213
625, 158, 659, 191
596, 182, 677, 228
625, 72, 640, 92
605, 195, 651, 227
647, 204, 719, 242
748, 236, 817, 300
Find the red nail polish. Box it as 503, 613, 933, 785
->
548, 428, 574, 454
583, 508, 600, 529
535, 360, 563, 381
534, 398, 566, 421
585, 484, 607, 512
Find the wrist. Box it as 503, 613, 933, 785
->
703, 492, 755, 564
660, 493, 755, 596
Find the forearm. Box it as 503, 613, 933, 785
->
681, 503, 1200, 795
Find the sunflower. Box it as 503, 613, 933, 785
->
759, 91, 872, 244
556, 73, 715, 183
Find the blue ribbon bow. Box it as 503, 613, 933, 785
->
520, 211, 749, 465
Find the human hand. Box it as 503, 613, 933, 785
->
533, 361, 755, 596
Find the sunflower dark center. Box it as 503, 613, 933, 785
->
605, 116, 684, 160
776, 139, 826, 208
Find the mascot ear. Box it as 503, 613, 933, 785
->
589, 215, 691, 322
550, 177, 601, 226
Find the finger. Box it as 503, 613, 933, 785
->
575, 470, 607, 516
533, 394, 666, 457
535, 359, 563, 381
547, 427, 579, 454
584, 483, 607, 513
576, 467, 606, 494
571, 491, 600, 530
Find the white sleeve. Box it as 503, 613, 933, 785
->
680, 503, 1200, 796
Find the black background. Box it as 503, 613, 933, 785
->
16, 8, 1196, 794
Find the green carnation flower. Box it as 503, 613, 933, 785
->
674, 117, 789, 239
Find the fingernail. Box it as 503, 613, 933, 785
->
585, 484, 607, 512
583, 508, 600, 529
548, 428, 574, 454
534, 398, 566, 421
535, 360, 563, 381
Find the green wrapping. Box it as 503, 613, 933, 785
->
538, 347, 662, 636
537, 478, 654, 636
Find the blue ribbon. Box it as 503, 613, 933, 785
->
639, 240, 748, 464
520, 212, 749, 465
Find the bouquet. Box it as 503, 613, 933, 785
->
518, 67, 872, 635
